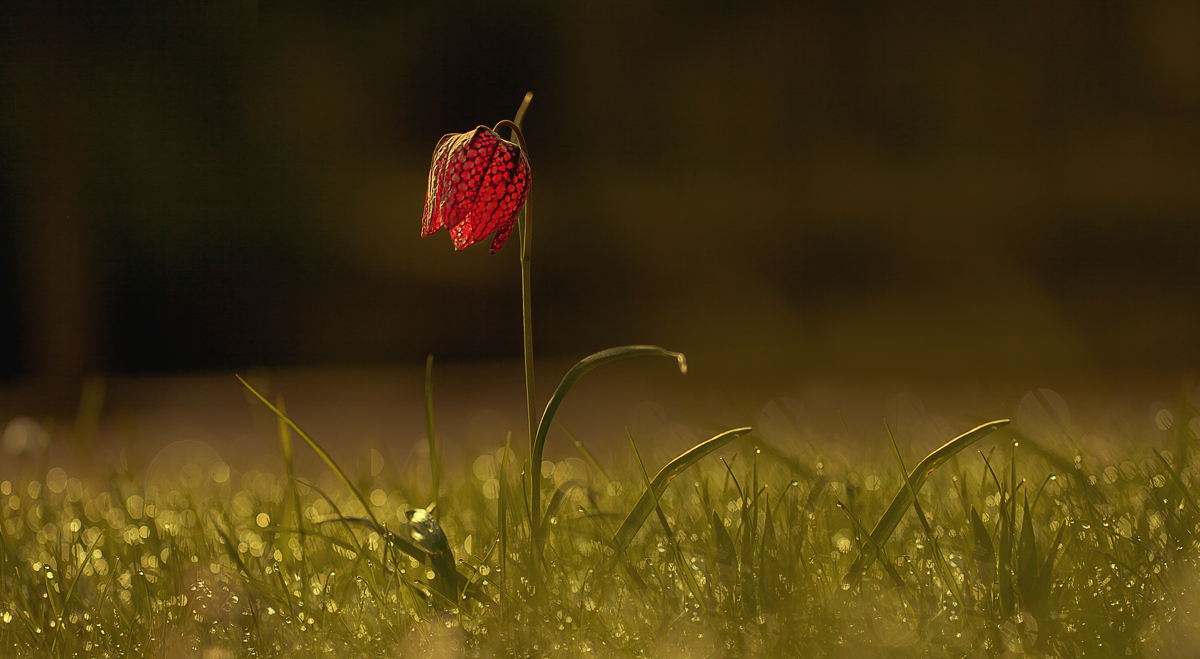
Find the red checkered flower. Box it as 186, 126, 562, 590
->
421, 125, 531, 253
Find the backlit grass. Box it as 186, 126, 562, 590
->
1, 390, 1199, 657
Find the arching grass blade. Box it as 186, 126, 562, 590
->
530, 346, 688, 582
842, 419, 1009, 588
603, 426, 749, 572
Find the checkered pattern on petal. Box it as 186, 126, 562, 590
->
421, 126, 530, 253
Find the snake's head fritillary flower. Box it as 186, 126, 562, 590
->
421, 125, 531, 253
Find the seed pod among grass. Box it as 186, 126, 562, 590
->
407, 507, 457, 605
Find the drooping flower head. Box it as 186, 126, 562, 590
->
421, 125, 531, 253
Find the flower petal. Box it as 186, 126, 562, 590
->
421, 125, 530, 252
489, 215, 517, 253
422, 132, 468, 237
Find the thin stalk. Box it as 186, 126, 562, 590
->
276, 394, 308, 613
425, 354, 440, 514
495, 100, 539, 590
498, 431, 512, 603
521, 214, 535, 523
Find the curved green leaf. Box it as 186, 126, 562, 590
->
603, 426, 750, 571
842, 419, 1009, 588
530, 346, 687, 540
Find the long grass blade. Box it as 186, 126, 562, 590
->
842, 419, 1009, 588
711, 509, 738, 597
1031, 523, 1066, 616
603, 426, 749, 571
760, 496, 778, 606
558, 422, 612, 484
425, 355, 441, 514
970, 505, 996, 586
239, 375, 382, 529
531, 346, 688, 580
275, 394, 309, 609
238, 376, 444, 572
884, 419, 964, 609
836, 500, 911, 596
998, 490, 1015, 618
1016, 495, 1039, 607
627, 429, 706, 609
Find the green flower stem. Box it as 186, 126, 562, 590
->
521, 227, 541, 589
495, 99, 540, 589
518, 203, 539, 588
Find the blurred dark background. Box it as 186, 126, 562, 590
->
2, 0, 1198, 385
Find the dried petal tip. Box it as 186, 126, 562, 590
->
421, 125, 530, 253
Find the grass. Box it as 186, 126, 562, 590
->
1, 381, 1200, 658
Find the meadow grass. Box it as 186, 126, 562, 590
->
1, 386, 1199, 658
